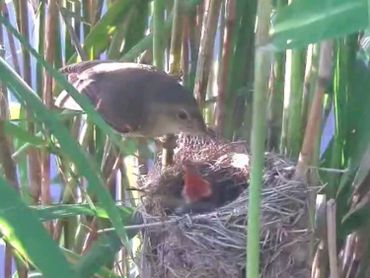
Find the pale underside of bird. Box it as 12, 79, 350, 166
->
55, 60, 207, 138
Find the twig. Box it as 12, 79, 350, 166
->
308, 166, 348, 173
97, 211, 222, 234
327, 199, 339, 278
57, 2, 88, 61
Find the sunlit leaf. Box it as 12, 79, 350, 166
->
75, 232, 123, 277
62, 248, 121, 278
75, 211, 142, 277
3, 121, 46, 146
32, 204, 133, 222
0, 177, 77, 278
270, 0, 367, 50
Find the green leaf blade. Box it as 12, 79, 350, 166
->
270, 0, 367, 50
0, 178, 77, 278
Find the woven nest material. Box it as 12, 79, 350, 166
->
137, 134, 314, 278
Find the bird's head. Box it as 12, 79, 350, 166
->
143, 83, 208, 137
181, 160, 212, 203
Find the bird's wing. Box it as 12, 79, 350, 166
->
55, 60, 148, 110
54, 73, 95, 110
55, 61, 112, 110
54, 90, 82, 110
55, 61, 155, 135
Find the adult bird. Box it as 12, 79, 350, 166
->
54, 60, 207, 138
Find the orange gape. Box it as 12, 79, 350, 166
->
182, 163, 212, 203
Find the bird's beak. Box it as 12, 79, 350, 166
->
192, 117, 208, 137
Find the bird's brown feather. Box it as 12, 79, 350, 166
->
55, 60, 206, 137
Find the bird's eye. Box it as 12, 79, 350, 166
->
177, 110, 189, 120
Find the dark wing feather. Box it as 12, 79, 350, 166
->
83, 69, 145, 134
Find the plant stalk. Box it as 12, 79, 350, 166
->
246, 0, 272, 277
215, 0, 235, 133
295, 40, 334, 179
153, 0, 166, 70
193, 0, 222, 108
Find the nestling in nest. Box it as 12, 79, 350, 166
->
137, 134, 314, 278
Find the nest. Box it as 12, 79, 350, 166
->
137, 134, 314, 278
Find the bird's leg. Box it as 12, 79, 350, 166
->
156, 134, 177, 168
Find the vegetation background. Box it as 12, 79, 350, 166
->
0, 0, 370, 277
